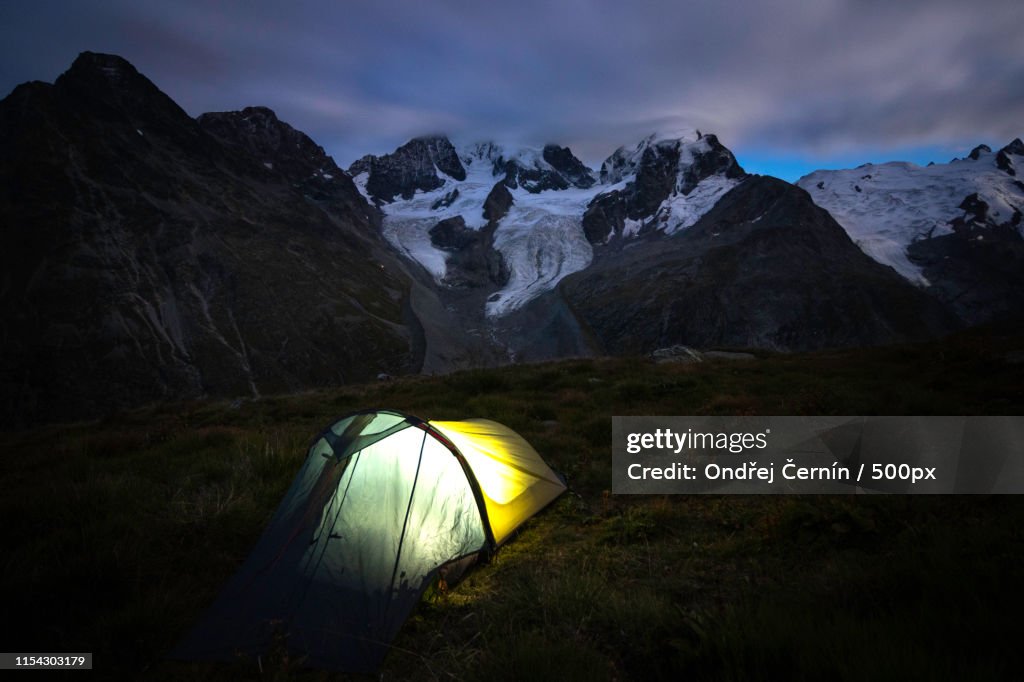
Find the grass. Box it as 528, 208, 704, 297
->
2, 327, 1024, 680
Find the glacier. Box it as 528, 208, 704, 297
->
362, 133, 743, 317
797, 145, 1024, 286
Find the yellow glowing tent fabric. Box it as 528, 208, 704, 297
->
430, 418, 566, 544
174, 409, 565, 674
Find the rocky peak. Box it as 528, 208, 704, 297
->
493, 145, 595, 193
0, 52, 416, 425
60, 51, 149, 90
678, 134, 746, 191
48, 52, 197, 144
348, 135, 466, 203
584, 132, 746, 243
1001, 138, 1024, 156
601, 132, 743, 187
199, 106, 320, 163
541, 144, 596, 188
415, 135, 467, 180
198, 106, 373, 225
968, 144, 992, 160
599, 133, 660, 184
347, 153, 375, 177
0, 52, 224, 205
997, 138, 1023, 176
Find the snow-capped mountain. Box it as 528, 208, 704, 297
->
798, 140, 1024, 285
560, 175, 953, 354
584, 131, 745, 242
349, 130, 956, 356
798, 140, 1024, 325
4, 52, 1011, 423
350, 130, 745, 317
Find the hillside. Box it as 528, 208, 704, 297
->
2, 327, 1023, 679
561, 176, 954, 353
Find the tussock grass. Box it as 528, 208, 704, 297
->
2, 327, 1024, 679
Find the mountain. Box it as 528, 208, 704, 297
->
0, 53, 420, 425
560, 176, 954, 353
196, 105, 375, 226
798, 142, 1024, 325
352, 130, 956, 358
2, 52, 1003, 424
349, 130, 747, 320
583, 131, 746, 243
349, 135, 467, 203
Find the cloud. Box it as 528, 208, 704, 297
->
1, 0, 1021, 170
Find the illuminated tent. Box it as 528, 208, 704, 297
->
173, 409, 565, 672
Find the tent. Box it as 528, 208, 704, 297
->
173, 409, 566, 672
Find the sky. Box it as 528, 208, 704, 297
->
1, 0, 1022, 181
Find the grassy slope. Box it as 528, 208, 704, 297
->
2, 328, 1024, 680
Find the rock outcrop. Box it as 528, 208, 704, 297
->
349, 135, 466, 203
